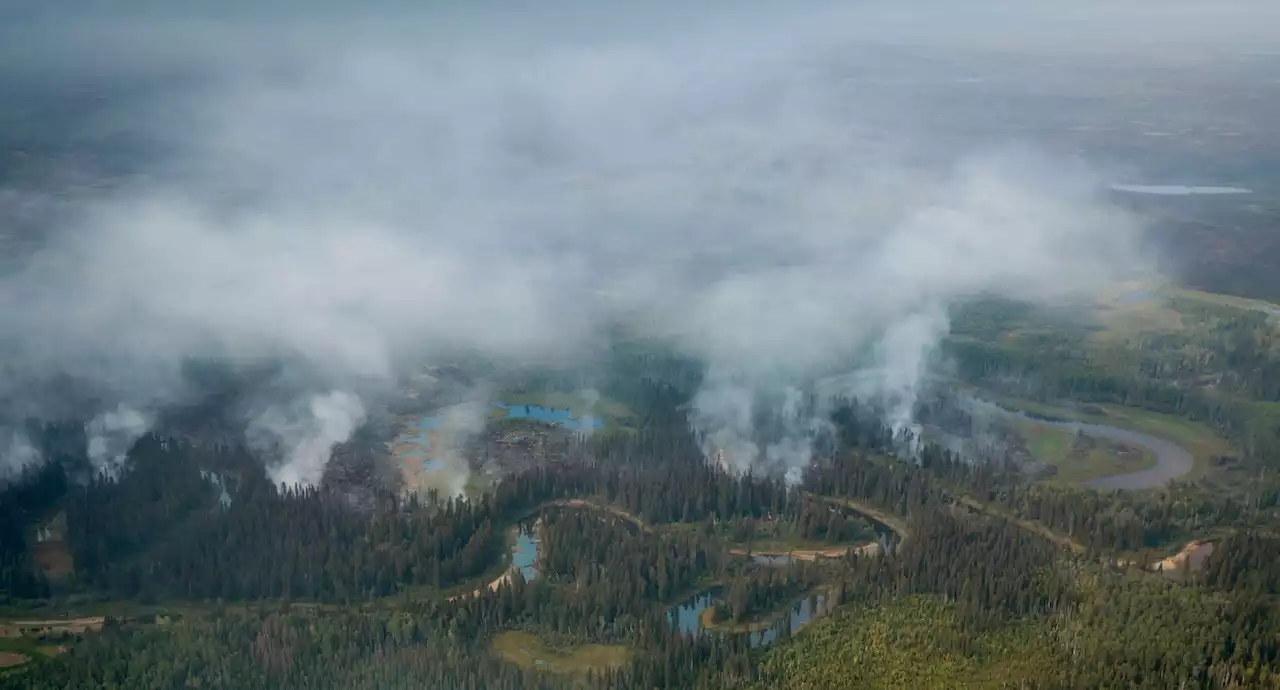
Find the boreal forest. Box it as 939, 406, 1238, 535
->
4, 2, 1280, 689
4, 301, 1280, 689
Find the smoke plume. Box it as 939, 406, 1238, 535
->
6, 0, 1262, 484
86, 405, 152, 479
247, 391, 366, 488
0, 431, 41, 484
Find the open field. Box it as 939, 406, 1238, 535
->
1094, 282, 1280, 327
1018, 421, 1157, 485
1090, 282, 1187, 338
0, 633, 70, 672
1170, 287, 1280, 319
491, 631, 631, 674
975, 390, 1234, 480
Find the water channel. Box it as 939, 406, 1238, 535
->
970, 399, 1195, 490
667, 586, 838, 648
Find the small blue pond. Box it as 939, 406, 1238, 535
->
512, 524, 540, 582
494, 404, 605, 431
667, 586, 835, 648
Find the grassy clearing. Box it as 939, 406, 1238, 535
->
1093, 300, 1186, 340
1086, 406, 1233, 480
1018, 422, 1158, 485
1171, 287, 1280, 317
1023, 423, 1070, 460
0, 634, 68, 672
491, 631, 631, 674
978, 391, 1234, 478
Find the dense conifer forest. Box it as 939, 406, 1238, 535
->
2, 325, 1280, 689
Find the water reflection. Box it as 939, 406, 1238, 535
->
493, 404, 604, 431
667, 586, 836, 648
512, 522, 540, 582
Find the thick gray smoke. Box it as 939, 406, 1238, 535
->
86, 405, 152, 479
676, 153, 1147, 478
5, 0, 1270, 484
427, 400, 491, 499
1, 431, 41, 484
247, 391, 366, 488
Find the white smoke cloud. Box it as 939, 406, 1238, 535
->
0, 0, 1222, 485
690, 378, 759, 476
1, 430, 42, 483
249, 391, 366, 488
86, 404, 151, 479
683, 153, 1145, 477
429, 400, 490, 499
857, 307, 952, 439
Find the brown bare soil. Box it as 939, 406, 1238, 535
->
0, 652, 29, 668
1150, 540, 1217, 573
31, 540, 74, 581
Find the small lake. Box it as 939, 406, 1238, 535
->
668, 586, 837, 648
511, 523, 540, 582
494, 404, 604, 431
1110, 184, 1253, 196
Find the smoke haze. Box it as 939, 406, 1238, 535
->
247, 391, 367, 488
5, 0, 1271, 483
86, 405, 152, 479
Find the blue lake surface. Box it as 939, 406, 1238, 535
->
668, 587, 835, 648
512, 525, 540, 582
494, 403, 604, 431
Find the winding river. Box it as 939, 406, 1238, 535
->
972, 400, 1195, 490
